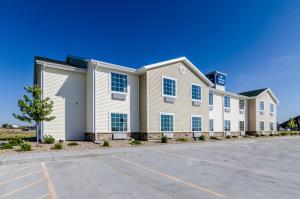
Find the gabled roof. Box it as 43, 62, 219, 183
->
239, 88, 268, 97
137, 57, 214, 87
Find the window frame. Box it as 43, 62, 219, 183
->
110, 72, 128, 94
259, 100, 265, 112
209, 119, 214, 132
239, 99, 245, 110
270, 103, 274, 113
191, 115, 202, 132
209, 92, 214, 106
110, 112, 129, 133
160, 112, 175, 132
224, 96, 231, 108
191, 83, 202, 102
270, 122, 274, 131
224, 120, 231, 131
161, 76, 177, 98
239, 121, 245, 131
260, 121, 265, 131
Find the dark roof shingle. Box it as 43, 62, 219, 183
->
239, 88, 268, 97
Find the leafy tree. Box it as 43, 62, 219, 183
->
13, 85, 55, 142
2, 123, 10, 129
287, 118, 298, 131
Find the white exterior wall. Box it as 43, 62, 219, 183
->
209, 92, 223, 132
95, 67, 139, 133
43, 67, 86, 140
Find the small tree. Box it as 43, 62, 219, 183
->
13, 85, 55, 143
287, 118, 298, 131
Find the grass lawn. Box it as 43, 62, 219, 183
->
0, 128, 35, 140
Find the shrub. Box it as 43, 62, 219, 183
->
20, 142, 31, 151
59, 139, 64, 143
199, 135, 206, 141
53, 142, 63, 150
176, 138, 189, 142
67, 142, 78, 146
280, 132, 289, 136
102, 140, 110, 147
255, 134, 260, 137
232, 135, 238, 138
8, 137, 23, 146
0, 143, 13, 150
226, 135, 231, 139
161, 136, 168, 143
43, 135, 55, 144
129, 140, 142, 145
210, 136, 221, 140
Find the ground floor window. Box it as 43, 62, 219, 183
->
160, 113, 174, 132
209, 119, 214, 131
111, 113, 128, 132
191, 116, 202, 132
270, 122, 274, 131
260, 121, 265, 131
224, 120, 231, 131
239, 121, 245, 131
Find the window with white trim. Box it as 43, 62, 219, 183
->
191, 116, 202, 132
270, 122, 274, 131
209, 119, 214, 131
224, 96, 230, 108
191, 84, 202, 101
160, 114, 174, 132
111, 73, 128, 93
239, 121, 245, 131
260, 121, 265, 131
224, 120, 231, 131
111, 113, 128, 132
239, 100, 245, 110
162, 77, 176, 97
270, 103, 274, 113
209, 92, 213, 106
260, 101, 265, 112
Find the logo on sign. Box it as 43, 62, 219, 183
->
216, 74, 225, 85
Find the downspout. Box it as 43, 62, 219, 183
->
92, 63, 98, 143
40, 63, 45, 141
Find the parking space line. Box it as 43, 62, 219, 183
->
112, 156, 227, 198
40, 162, 57, 199
157, 150, 273, 176
14, 164, 40, 171
0, 179, 44, 199
0, 170, 42, 187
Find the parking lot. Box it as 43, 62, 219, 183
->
1, 136, 300, 199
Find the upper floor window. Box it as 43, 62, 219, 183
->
270, 103, 274, 113
224, 96, 231, 108
209, 119, 214, 131
209, 92, 214, 106
270, 122, 274, 131
239, 121, 245, 131
239, 100, 245, 110
162, 77, 176, 97
191, 116, 202, 132
260, 121, 265, 131
259, 101, 265, 112
111, 113, 128, 132
160, 113, 174, 132
191, 84, 202, 101
111, 73, 128, 93
224, 120, 231, 131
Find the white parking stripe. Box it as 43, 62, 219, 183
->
112, 156, 227, 198
0, 179, 44, 199
157, 150, 273, 176
0, 164, 39, 177
0, 170, 42, 187
41, 162, 57, 199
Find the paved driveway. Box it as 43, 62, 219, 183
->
1, 136, 300, 199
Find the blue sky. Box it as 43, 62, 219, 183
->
0, 0, 299, 125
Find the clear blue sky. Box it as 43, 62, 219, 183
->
0, 0, 299, 125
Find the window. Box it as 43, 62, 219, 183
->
224, 96, 230, 108
191, 116, 202, 132
160, 113, 174, 132
209, 119, 214, 131
209, 92, 214, 106
111, 113, 128, 132
270, 122, 274, 131
239, 121, 245, 131
260, 121, 265, 131
111, 73, 128, 93
270, 103, 274, 113
259, 101, 265, 112
162, 77, 176, 97
224, 120, 231, 131
239, 100, 245, 110
191, 84, 202, 101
